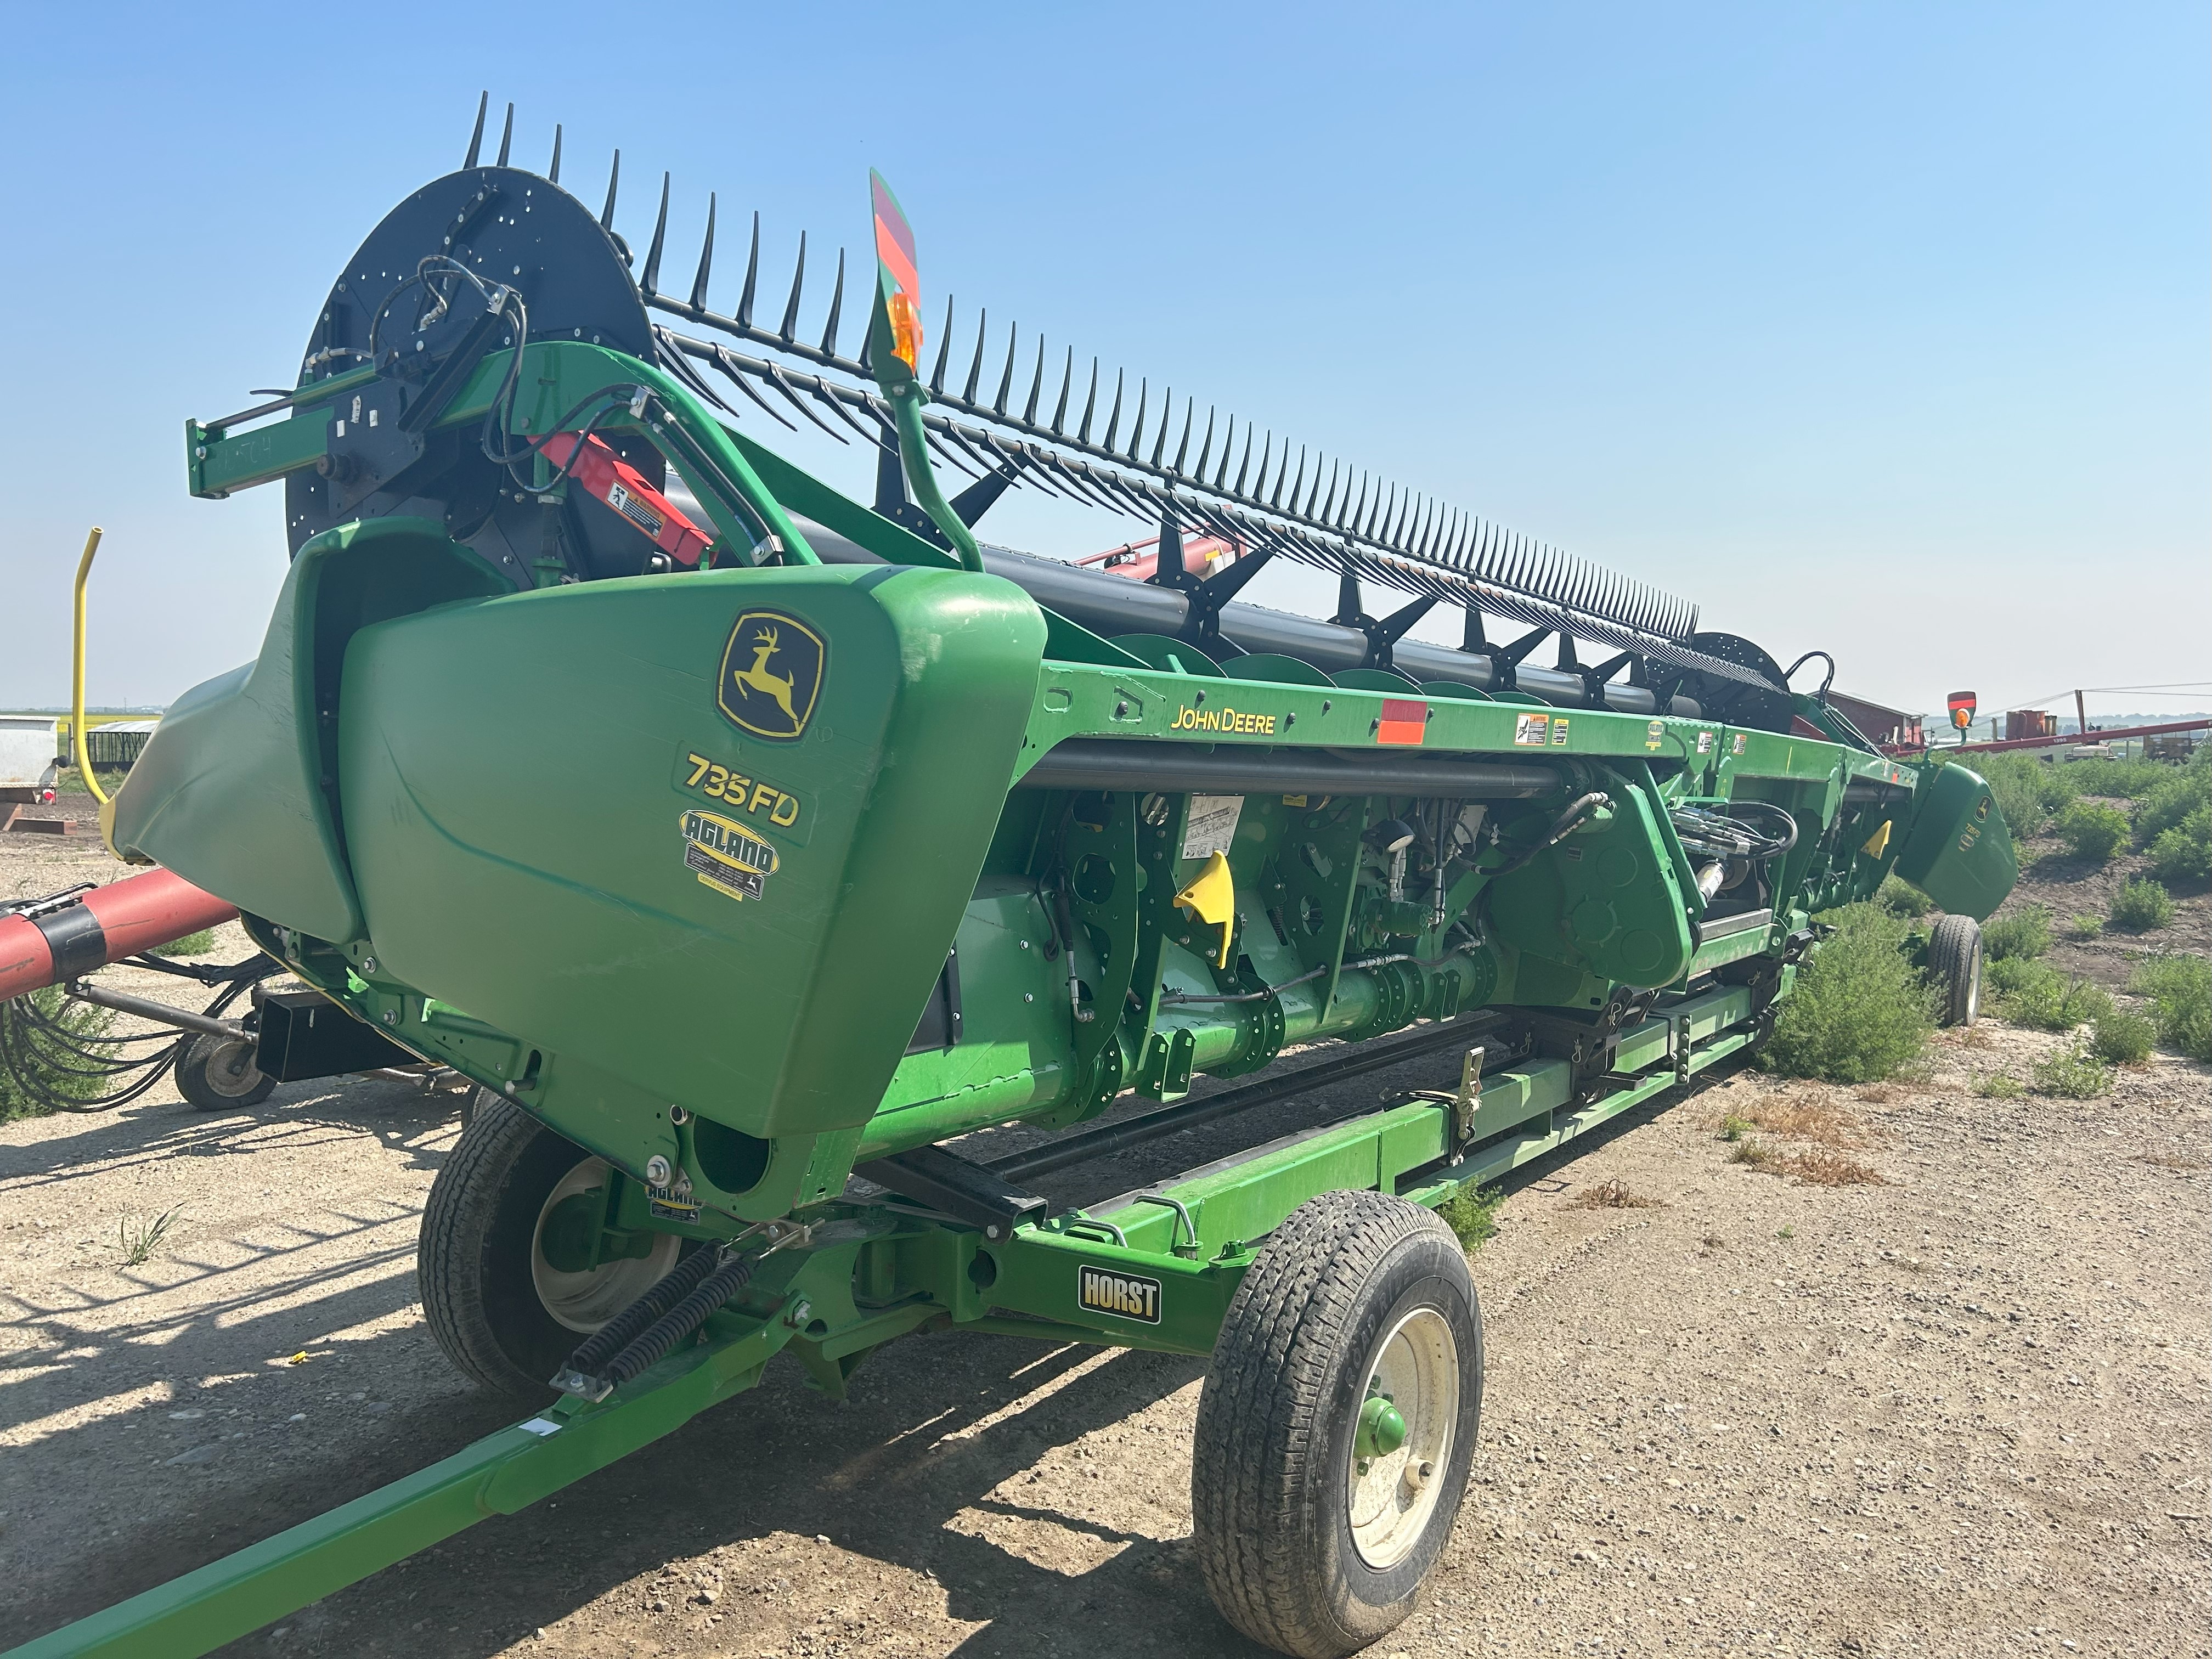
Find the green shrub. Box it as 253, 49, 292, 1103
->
1996, 962, 2108, 1031
2091, 1009, 2157, 1065
1876, 874, 1933, 918
2134, 765, 2212, 847
148, 928, 217, 957
2032, 1038, 2113, 1098
1761, 904, 1936, 1084
1436, 1183, 1504, 1250
0, 988, 115, 1122
1974, 1069, 2025, 1099
2054, 800, 2130, 862
1982, 905, 2052, 961
2145, 805, 2212, 888
2107, 878, 2175, 933
2129, 954, 2212, 1062
2058, 756, 2169, 799
2067, 913, 2102, 941
1971, 753, 2074, 838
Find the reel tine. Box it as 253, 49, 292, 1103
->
764, 363, 850, 444
778, 232, 807, 343
819, 248, 845, 357
548, 123, 562, 184
601, 150, 620, 232
496, 103, 514, 168
1283, 447, 1306, 514
689, 193, 716, 310
1172, 400, 1196, 473
929, 295, 954, 393
1049, 346, 1074, 434
1273, 445, 1299, 511
736, 213, 760, 326
464, 92, 488, 170
641, 173, 672, 296
1302, 454, 1325, 518
963, 310, 990, 404
1077, 359, 1099, 442
709, 345, 798, 431
1101, 368, 1124, 449
1193, 407, 1216, 478
1023, 337, 1046, 425
995, 325, 1019, 416
1213, 416, 1235, 490
1248, 431, 1271, 499
1317, 460, 1341, 524
1342, 471, 1367, 533
1124, 378, 1147, 459
1149, 391, 1175, 469
1232, 424, 1254, 495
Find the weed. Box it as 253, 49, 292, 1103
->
1855, 1082, 1903, 1103
119, 1205, 184, 1267
1760, 904, 1936, 1085
2145, 805, 2212, 888
149, 928, 216, 957
2031, 1039, 2113, 1099
1947, 1024, 1994, 1049
1983, 905, 2053, 962
1572, 1176, 1662, 1210
0, 988, 115, 1122
1729, 1137, 1777, 1169
2055, 801, 2129, 862
1729, 1091, 1876, 1148
1718, 1113, 1751, 1142
1968, 753, 2075, 838
1997, 963, 2109, 1032
2128, 953, 2212, 1061
1876, 876, 1933, 918
2107, 878, 2175, 933
2058, 755, 2172, 799
2091, 1009, 2157, 1066
1776, 1226, 1796, 1240
2134, 763, 2212, 847
1436, 1183, 1504, 1251
1974, 1070, 2025, 1099
2067, 913, 2103, 941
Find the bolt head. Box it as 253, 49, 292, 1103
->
645, 1155, 673, 1186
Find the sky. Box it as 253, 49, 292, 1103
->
0, 2, 2204, 722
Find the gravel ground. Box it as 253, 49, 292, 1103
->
4, 825, 2208, 1659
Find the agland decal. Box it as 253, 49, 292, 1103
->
1171, 703, 1277, 736
1077, 1265, 1162, 1324
681, 809, 779, 902
718, 610, 824, 741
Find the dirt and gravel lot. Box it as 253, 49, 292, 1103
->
4, 818, 2208, 1659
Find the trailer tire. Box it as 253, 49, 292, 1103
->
175, 1032, 275, 1110
419, 1093, 681, 1396
1192, 1189, 1482, 1659
1927, 914, 1983, 1027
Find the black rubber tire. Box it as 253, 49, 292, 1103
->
174, 1032, 275, 1110
420, 1093, 629, 1397
1192, 1189, 1483, 1659
1927, 913, 1983, 1027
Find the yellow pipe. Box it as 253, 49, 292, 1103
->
71, 526, 108, 806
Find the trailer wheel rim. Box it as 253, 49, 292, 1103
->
1965, 946, 1982, 1023
197, 1037, 267, 1099
529, 1158, 680, 1334
1345, 1304, 1459, 1569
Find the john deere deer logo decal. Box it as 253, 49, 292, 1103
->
716, 610, 824, 741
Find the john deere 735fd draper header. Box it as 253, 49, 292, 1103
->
14, 98, 2016, 1659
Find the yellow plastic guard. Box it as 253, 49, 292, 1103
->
1174, 850, 1237, 968
1861, 820, 1892, 859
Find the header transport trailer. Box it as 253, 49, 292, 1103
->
8, 99, 2016, 1659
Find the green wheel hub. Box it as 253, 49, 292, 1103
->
1356, 1392, 1408, 1460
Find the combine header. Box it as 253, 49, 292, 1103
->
12, 96, 2019, 1659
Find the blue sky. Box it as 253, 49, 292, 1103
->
1, 2, 2203, 721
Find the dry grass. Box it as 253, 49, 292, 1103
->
1730, 1136, 1886, 1186
1943, 1025, 1995, 1050
2133, 1151, 2211, 1172
1854, 1082, 1904, 1103
1721, 1088, 1880, 1150
1571, 1176, 1663, 1210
